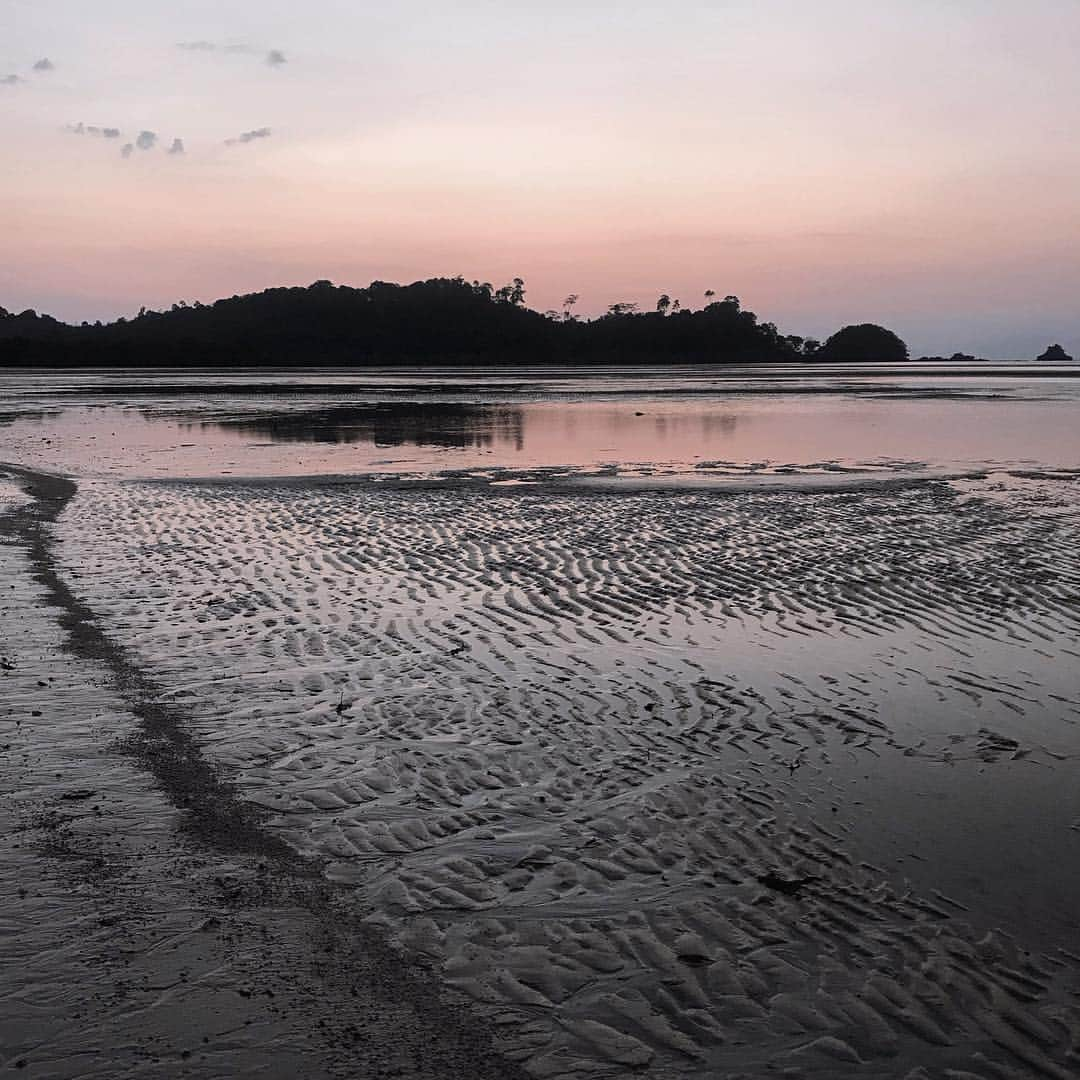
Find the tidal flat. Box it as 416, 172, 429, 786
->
2, 364, 1079, 1078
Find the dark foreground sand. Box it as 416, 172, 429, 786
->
3, 463, 1080, 1078
0, 468, 526, 1079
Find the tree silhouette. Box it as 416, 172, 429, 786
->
0, 277, 905, 368
493, 277, 526, 306
815, 324, 908, 363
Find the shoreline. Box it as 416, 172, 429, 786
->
1, 456, 1034, 496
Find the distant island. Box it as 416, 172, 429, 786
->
915, 352, 988, 363
1037, 344, 1074, 362
2, 276, 920, 368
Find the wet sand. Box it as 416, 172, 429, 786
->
2, 463, 1077, 1077
2, 367, 1080, 1078
0, 469, 526, 1079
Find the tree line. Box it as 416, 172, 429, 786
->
0, 277, 909, 367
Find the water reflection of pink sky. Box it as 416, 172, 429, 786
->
3, 392, 1079, 482
497, 398, 1078, 472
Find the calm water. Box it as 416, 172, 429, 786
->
1, 363, 1078, 481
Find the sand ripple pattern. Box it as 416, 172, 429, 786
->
56, 475, 1080, 1078
0, 477, 31, 512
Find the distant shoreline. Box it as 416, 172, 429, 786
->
3, 359, 1077, 379
4, 277, 1070, 369
1, 277, 906, 368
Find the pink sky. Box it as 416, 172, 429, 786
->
3, 0, 1079, 357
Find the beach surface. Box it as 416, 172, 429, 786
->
2, 364, 1079, 1078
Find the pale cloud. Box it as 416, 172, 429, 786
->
177, 41, 262, 57
73, 124, 180, 156
1, 74, 21, 86
68, 122, 124, 138
225, 127, 272, 146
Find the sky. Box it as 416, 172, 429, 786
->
3, 0, 1079, 357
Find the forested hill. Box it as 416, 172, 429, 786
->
0, 277, 905, 367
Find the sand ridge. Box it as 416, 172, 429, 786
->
39, 470, 1080, 1077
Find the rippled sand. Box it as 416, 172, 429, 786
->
2, 470, 530, 1079
43, 470, 1080, 1078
